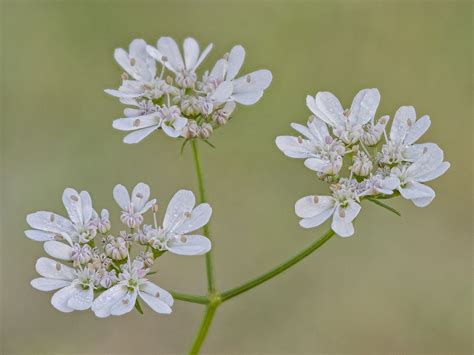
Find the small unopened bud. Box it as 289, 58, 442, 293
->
198, 123, 213, 140
351, 152, 373, 177
152, 204, 159, 213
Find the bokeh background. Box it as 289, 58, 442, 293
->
1, 0, 472, 354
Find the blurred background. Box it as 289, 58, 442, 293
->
1, 0, 472, 354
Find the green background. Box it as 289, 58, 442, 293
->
1, 0, 472, 354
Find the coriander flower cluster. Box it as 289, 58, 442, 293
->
276, 88, 450, 237
106, 37, 272, 143
26, 183, 212, 316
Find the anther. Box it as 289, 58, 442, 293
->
130, 58, 136, 66
121, 72, 129, 81
152, 204, 159, 213
184, 212, 192, 218
161, 55, 168, 62
55, 263, 61, 271
297, 136, 303, 144
223, 52, 229, 60
136, 193, 143, 199
246, 75, 252, 83
166, 76, 173, 85
70, 195, 79, 202
122, 299, 129, 305
155, 291, 161, 298
423, 147, 428, 154
133, 119, 141, 127
313, 196, 319, 204
54, 234, 64, 241
50, 214, 55, 222
180, 235, 187, 243
339, 209, 346, 218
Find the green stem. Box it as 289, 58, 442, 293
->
191, 140, 216, 293
220, 229, 335, 302
189, 304, 219, 354
171, 291, 209, 305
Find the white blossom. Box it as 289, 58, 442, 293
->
31, 258, 96, 312
391, 144, 450, 207
113, 183, 156, 228
306, 88, 380, 145
26, 188, 97, 245
91, 260, 173, 318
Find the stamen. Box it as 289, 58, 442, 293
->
339, 209, 346, 218
122, 298, 129, 305
180, 235, 187, 243
223, 52, 229, 60
246, 75, 251, 83
161, 56, 168, 62
184, 212, 192, 218
130, 58, 136, 66
152, 204, 159, 213
50, 214, 55, 222
70, 195, 79, 202
133, 119, 141, 127
155, 291, 161, 298
136, 193, 143, 199
297, 136, 303, 144
423, 147, 428, 154
55, 263, 61, 271
313, 196, 319, 204
121, 72, 129, 81
54, 234, 64, 241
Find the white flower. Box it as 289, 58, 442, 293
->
113, 183, 156, 228
31, 258, 95, 312
26, 188, 97, 244
361, 115, 389, 146
146, 37, 213, 88
275, 116, 346, 176
203, 45, 272, 105
94, 209, 111, 234
146, 190, 212, 255
295, 179, 361, 237
306, 88, 380, 144
357, 174, 399, 197
105, 39, 157, 98
112, 105, 187, 144
378, 106, 432, 165
91, 261, 173, 318
391, 144, 450, 207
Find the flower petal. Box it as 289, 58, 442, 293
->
399, 181, 435, 207
66, 286, 94, 311
131, 183, 151, 213
163, 190, 195, 232
139, 291, 172, 314
140, 281, 174, 306
110, 289, 138, 316
231, 91, 264, 105
31, 278, 71, 291
194, 43, 213, 70
123, 125, 160, 144
331, 201, 361, 237
211, 81, 233, 102
166, 234, 211, 256
173, 203, 212, 234
226, 45, 245, 80
27, 212, 75, 236
24, 230, 56, 242
62, 188, 83, 224
390, 106, 416, 144
405, 115, 431, 145
349, 88, 380, 125
43, 241, 73, 261
92, 284, 128, 318
113, 113, 161, 132
233, 70, 272, 94
157, 37, 184, 73
313, 91, 345, 127
183, 37, 200, 70
51, 284, 80, 313
113, 184, 130, 210
275, 136, 315, 159
35, 257, 76, 280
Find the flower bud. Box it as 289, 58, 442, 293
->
198, 123, 213, 139
351, 151, 373, 177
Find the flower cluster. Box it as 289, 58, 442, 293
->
276, 88, 450, 237
26, 183, 212, 316
106, 37, 272, 143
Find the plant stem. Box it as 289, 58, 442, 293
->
220, 229, 335, 302
191, 139, 216, 293
171, 291, 209, 305
189, 303, 219, 354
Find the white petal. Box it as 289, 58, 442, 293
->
67, 286, 94, 311
275, 136, 314, 159
390, 106, 416, 144
331, 201, 361, 237
104, 89, 141, 99
173, 203, 212, 234
314, 92, 345, 127
211, 81, 233, 102
31, 278, 71, 291
139, 292, 172, 314
140, 281, 174, 306
226, 45, 245, 80
114, 48, 133, 77
131, 183, 151, 213
417, 161, 450, 183
349, 88, 380, 125
295, 195, 335, 218
304, 158, 331, 173
123, 125, 159, 143
403, 143, 437, 162
407, 144, 444, 179
24, 230, 55, 242
162, 123, 183, 138
163, 190, 195, 232
35, 257, 76, 280
166, 234, 211, 255
183, 37, 199, 70
44, 241, 73, 261
209, 58, 227, 81
80, 191, 93, 223
405, 115, 431, 145
113, 184, 130, 210
299, 207, 335, 228
307, 118, 330, 144
113, 113, 161, 131
233, 70, 272, 93
231, 91, 264, 105
290, 123, 314, 140
110, 289, 138, 316
51, 285, 79, 313
92, 284, 128, 318
157, 37, 184, 72
399, 181, 435, 207
62, 188, 83, 224
27, 212, 75, 236
194, 43, 213, 70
